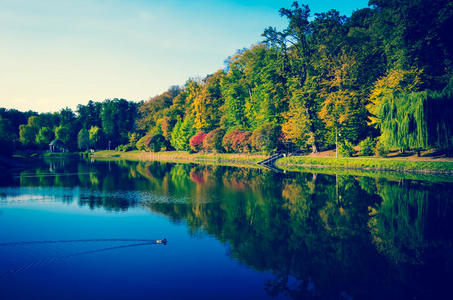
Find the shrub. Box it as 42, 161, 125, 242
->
251, 124, 281, 154
203, 128, 224, 152
375, 140, 389, 157
136, 135, 149, 151
232, 131, 252, 153
338, 140, 355, 157
128, 132, 139, 149
222, 130, 236, 152
146, 134, 167, 152
222, 129, 252, 153
114, 132, 142, 152
115, 144, 133, 152
189, 132, 207, 152
359, 137, 376, 156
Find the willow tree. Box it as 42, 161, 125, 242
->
378, 88, 453, 154
378, 92, 428, 153
367, 68, 422, 127
424, 88, 453, 150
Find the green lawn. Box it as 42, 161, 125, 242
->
91, 151, 453, 175
41, 152, 81, 157
277, 156, 453, 174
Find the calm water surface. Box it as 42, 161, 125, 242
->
0, 158, 453, 300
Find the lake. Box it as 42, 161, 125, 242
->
0, 157, 452, 300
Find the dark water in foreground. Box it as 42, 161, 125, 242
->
0, 158, 453, 300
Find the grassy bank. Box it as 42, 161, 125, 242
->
92, 150, 266, 165
277, 156, 453, 174
91, 150, 453, 175
41, 152, 82, 158
277, 164, 453, 183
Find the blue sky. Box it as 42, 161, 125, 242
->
0, 0, 369, 112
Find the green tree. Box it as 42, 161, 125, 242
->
170, 118, 183, 150
77, 128, 90, 150
281, 79, 325, 150
0, 108, 35, 139
100, 99, 138, 147
77, 100, 101, 129
35, 127, 54, 148
221, 63, 249, 130
136, 86, 181, 134
170, 116, 196, 151
19, 124, 36, 147
192, 71, 224, 132
0, 116, 15, 156
367, 68, 422, 127
251, 124, 281, 153
55, 125, 72, 148
88, 126, 102, 149
221, 45, 288, 131
369, 0, 453, 89
378, 88, 453, 154
263, 2, 321, 152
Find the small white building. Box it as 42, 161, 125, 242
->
49, 139, 66, 152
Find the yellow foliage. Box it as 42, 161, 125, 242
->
129, 132, 138, 144
367, 68, 422, 126
193, 88, 210, 131
281, 101, 310, 145
317, 48, 357, 94
319, 90, 359, 128
191, 71, 224, 132
281, 181, 310, 218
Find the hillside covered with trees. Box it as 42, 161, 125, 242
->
1, 0, 452, 157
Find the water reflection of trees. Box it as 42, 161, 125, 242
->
16, 159, 150, 211
14, 159, 453, 299
370, 180, 453, 264
142, 164, 453, 299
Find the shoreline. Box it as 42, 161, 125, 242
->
89, 150, 453, 176
90, 150, 265, 166
277, 156, 453, 175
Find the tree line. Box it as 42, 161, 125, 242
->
1, 0, 452, 157
0, 99, 138, 155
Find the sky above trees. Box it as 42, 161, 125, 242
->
1, 0, 369, 113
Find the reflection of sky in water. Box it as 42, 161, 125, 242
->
0, 186, 187, 207
0, 190, 278, 300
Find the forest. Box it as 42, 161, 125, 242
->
1, 0, 452, 157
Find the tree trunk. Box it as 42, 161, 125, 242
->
312, 143, 318, 154
305, 106, 319, 153
312, 173, 317, 184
